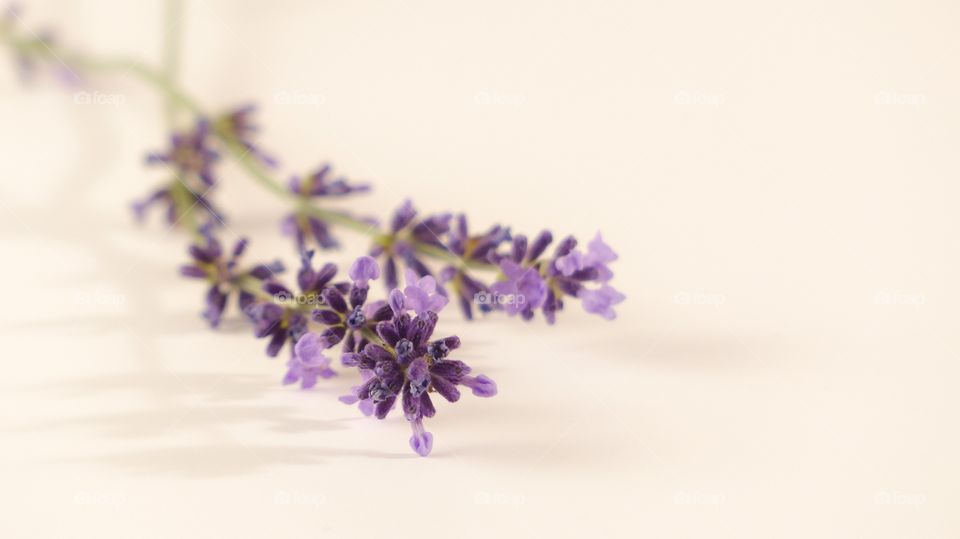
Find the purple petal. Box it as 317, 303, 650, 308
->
409, 419, 433, 457
348, 256, 380, 286
462, 374, 498, 397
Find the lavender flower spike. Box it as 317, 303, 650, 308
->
486, 229, 624, 323
578, 284, 626, 321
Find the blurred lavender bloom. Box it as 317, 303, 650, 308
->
215, 104, 277, 167
370, 199, 452, 291
131, 184, 225, 226
146, 118, 219, 188
578, 285, 626, 321
247, 249, 339, 358
282, 163, 371, 251
3, 9, 80, 86
439, 214, 509, 319
555, 232, 618, 282
487, 230, 624, 323
180, 226, 282, 328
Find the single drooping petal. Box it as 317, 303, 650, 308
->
388, 289, 406, 316
578, 284, 626, 320
555, 250, 585, 276
202, 285, 228, 327
284, 332, 336, 388
461, 374, 498, 397
349, 256, 380, 287
339, 370, 376, 416
585, 232, 617, 265
408, 417, 433, 457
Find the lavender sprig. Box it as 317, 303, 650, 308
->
7, 13, 623, 456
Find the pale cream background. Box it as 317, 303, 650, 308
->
1, 0, 958, 537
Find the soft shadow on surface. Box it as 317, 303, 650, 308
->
0, 311, 225, 336
6, 405, 350, 438
58, 443, 415, 478
29, 372, 273, 402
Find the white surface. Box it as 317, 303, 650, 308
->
1, 1, 958, 537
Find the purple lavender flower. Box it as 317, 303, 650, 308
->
370, 199, 452, 290
282, 163, 371, 251
3, 8, 80, 86
146, 118, 219, 188
399, 268, 448, 316
214, 104, 276, 167
555, 232, 617, 282
338, 369, 375, 416
438, 214, 509, 319
180, 226, 283, 328
349, 255, 380, 287
283, 331, 336, 389
311, 256, 393, 358
350, 298, 496, 456
487, 230, 625, 323
134, 119, 224, 226
489, 258, 548, 319
248, 250, 340, 358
